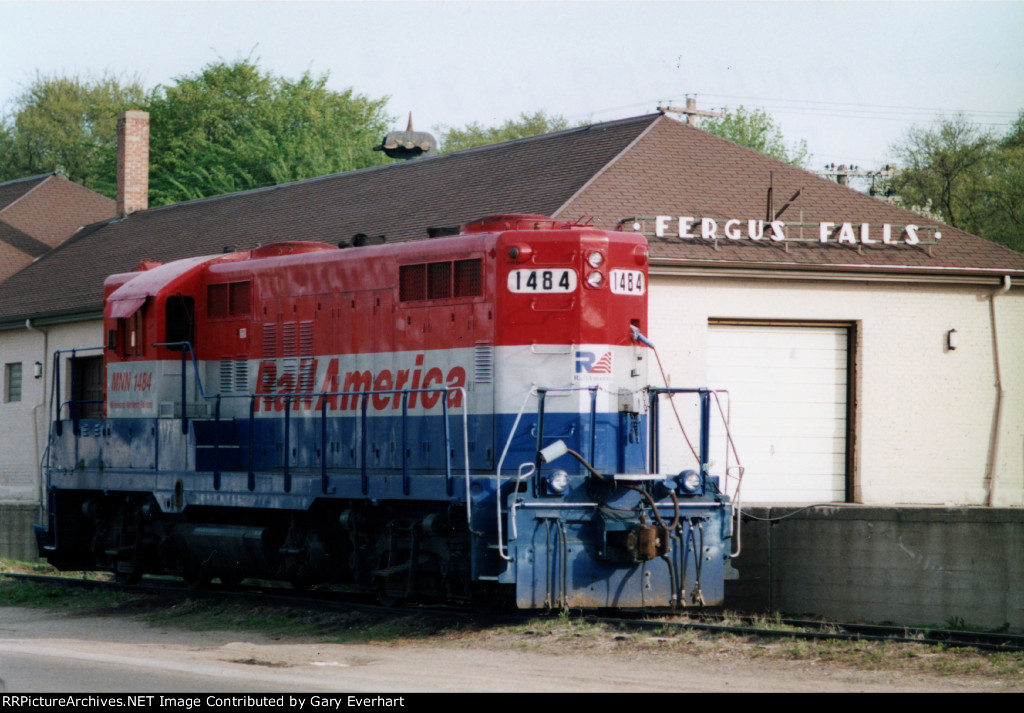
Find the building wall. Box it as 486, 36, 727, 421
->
0, 319, 103, 503
649, 273, 1024, 506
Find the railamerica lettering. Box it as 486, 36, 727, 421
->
253, 354, 466, 412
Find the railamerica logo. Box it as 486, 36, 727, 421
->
574, 350, 613, 381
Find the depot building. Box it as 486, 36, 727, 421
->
1, 111, 1022, 626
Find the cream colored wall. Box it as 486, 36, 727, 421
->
0, 319, 103, 503
649, 274, 1024, 506
3, 279, 1023, 509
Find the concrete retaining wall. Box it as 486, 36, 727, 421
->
5, 501, 1021, 630
0, 502, 41, 562
727, 505, 1024, 631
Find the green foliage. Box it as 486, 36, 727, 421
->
145, 59, 393, 205
701, 106, 811, 168
0, 60, 393, 205
0, 72, 145, 192
435, 110, 572, 153
889, 112, 1024, 253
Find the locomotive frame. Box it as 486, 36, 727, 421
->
35, 214, 732, 609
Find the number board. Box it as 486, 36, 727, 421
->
609, 270, 645, 295
507, 269, 577, 293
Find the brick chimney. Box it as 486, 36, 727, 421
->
117, 110, 149, 215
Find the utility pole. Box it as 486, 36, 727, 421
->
817, 164, 897, 199
657, 96, 723, 128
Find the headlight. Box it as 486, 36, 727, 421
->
679, 469, 703, 494
587, 251, 604, 268
586, 271, 604, 287
545, 469, 570, 495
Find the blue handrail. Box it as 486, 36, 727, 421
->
647, 387, 711, 474
53, 341, 470, 499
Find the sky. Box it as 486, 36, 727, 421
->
2, 1, 1023, 175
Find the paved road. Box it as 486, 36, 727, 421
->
1, 606, 1017, 693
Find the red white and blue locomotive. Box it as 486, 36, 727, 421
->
36, 214, 732, 608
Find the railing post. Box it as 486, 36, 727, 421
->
213, 394, 221, 490
360, 393, 369, 495
699, 388, 711, 474
588, 386, 597, 464
534, 388, 548, 473
247, 395, 256, 492
442, 394, 452, 496
70, 349, 79, 436
54, 351, 62, 436
180, 347, 188, 434
320, 395, 329, 494
283, 394, 291, 493
649, 389, 659, 475
401, 390, 410, 496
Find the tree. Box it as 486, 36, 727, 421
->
889, 113, 992, 233
985, 112, 1024, 251
435, 110, 572, 153
700, 106, 811, 168
144, 59, 393, 205
0, 73, 145, 191
889, 112, 1024, 253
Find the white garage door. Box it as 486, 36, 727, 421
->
707, 323, 849, 503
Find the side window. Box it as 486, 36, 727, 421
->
4, 362, 22, 403
207, 281, 251, 319
127, 309, 144, 357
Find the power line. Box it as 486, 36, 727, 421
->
569, 93, 1019, 127
691, 93, 1019, 119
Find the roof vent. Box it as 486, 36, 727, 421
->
340, 233, 387, 249
373, 113, 437, 160
460, 214, 562, 234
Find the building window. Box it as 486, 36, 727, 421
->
5, 362, 22, 403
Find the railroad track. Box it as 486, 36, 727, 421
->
4, 572, 1023, 653
591, 612, 1024, 653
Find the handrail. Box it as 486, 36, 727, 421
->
51, 346, 104, 436
647, 387, 711, 474
222, 386, 470, 497
493, 383, 604, 560
52, 341, 472, 503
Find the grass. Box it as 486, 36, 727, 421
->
2, 565, 1023, 681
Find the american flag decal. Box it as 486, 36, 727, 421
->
589, 352, 613, 374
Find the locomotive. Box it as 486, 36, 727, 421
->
35, 213, 732, 609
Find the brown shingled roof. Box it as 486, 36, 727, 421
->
0, 116, 654, 322
561, 115, 1024, 276
0, 174, 51, 210
0, 173, 117, 287
1, 113, 1021, 326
